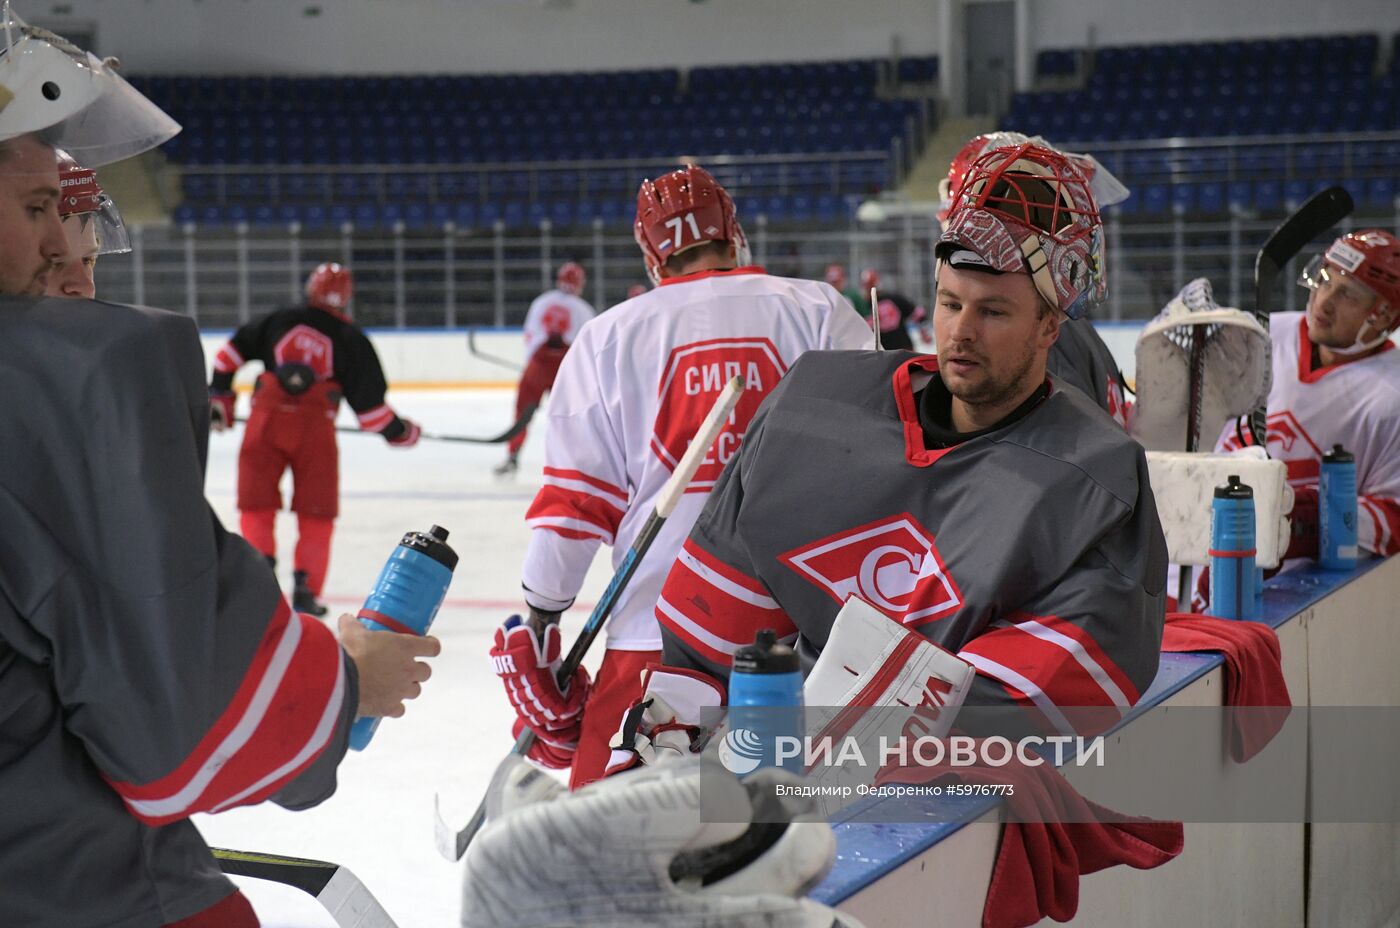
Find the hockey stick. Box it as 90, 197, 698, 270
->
1247, 185, 1353, 446
230, 406, 537, 445
435, 375, 746, 861
212, 847, 398, 928
467, 329, 523, 372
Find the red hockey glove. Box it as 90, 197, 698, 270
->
491, 615, 592, 769
209, 390, 236, 432
384, 417, 421, 448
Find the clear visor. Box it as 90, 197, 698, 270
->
1299, 254, 1378, 313
0, 19, 180, 166
1064, 152, 1131, 208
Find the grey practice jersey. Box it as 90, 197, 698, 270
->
0, 299, 356, 926
656, 350, 1166, 734
1049, 316, 1130, 428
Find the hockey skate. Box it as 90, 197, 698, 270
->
493, 453, 519, 477
292, 570, 329, 617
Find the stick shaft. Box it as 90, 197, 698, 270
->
442, 376, 745, 860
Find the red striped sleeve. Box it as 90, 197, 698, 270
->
1360, 496, 1400, 556
357, 404, 396, 432
524, 468, 628, 544
957, 611, 1139, 736
213, 342, 244, 375
105, 597, 346, 826
655, 538, 797, 666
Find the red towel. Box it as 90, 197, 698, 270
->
877, 751, 1184, 928
1161, 612, 1292, 762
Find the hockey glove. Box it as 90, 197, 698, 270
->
209, 390, 236, 432
606, 666, 725, 776
383, 416, 421, 448
491, 615, 591, 770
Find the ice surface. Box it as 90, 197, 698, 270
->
195, 388, 614, 928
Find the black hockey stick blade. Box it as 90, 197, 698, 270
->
212, 847, 399, 928
1247, 185, 1354, 446
422, 403, 538, 445
1254, 185, 1354, 319
467, 329, 523, 372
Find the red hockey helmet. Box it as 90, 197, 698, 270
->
634, 163, 750, 284
556, 261, 586, 295
825, 263, 847, 289
859, 268, 880, 291
937, 142, 1106, 320
1299, 229, 1400, 353
306, 262, 353, 313
56, 149, 131, 255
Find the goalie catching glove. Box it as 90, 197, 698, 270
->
461, 753, 864, 928
490, 615, 591, 769
606, 666, 726, 776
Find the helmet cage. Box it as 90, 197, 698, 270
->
939, 143, 1106, 319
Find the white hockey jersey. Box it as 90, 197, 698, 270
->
1215, 311, 1400, 555
522, 288, 596, 361
520, 266, 873, 649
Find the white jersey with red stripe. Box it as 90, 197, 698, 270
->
523, 289, 597, 361
520, 266, 871, 650
654, 351, 1166, 735
1214, 312, 1400, 555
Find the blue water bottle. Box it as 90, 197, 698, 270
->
725, 629, 804, 774
1320, 444, 1358, 570
349, 525, 458, 751
1209, 475, 1259, 620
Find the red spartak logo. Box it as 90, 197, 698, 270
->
1265, 410, 1322, 486
651, 337, 786, 492
779, 513, 963, 628
274, 325, 334, 380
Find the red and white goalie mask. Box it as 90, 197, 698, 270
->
634, 163, 750, 285
1298, 229, 1400, 355
936, 131, 1128, 229
937, 142, 1106, 320
556, 260, 586, 295
57, 150, 130, 255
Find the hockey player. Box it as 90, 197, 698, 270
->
493, 260, 596, 475
611, 144, 1167, 769
0, 22, 438, 928
860, 268, 925, 351
1214, 229, 1400, 560
46, 150, 131, 299
941, 132, 1131, 427
209, 262, 422, 616
491, 164, 870, 789
825, 261, 868, 320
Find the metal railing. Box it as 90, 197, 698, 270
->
177, 150, 902, 209
96, 198, 1400, 331
1059, 131, 1400, 186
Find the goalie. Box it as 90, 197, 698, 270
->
611, 144, 1168, 769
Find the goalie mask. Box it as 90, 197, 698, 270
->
635, 164, 751, 286
57, 150, 130, 255
936, 142, 1106, 320
937, 132, 1129, 229
0, 7, 180, 165
1298, 229, 1400, 355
